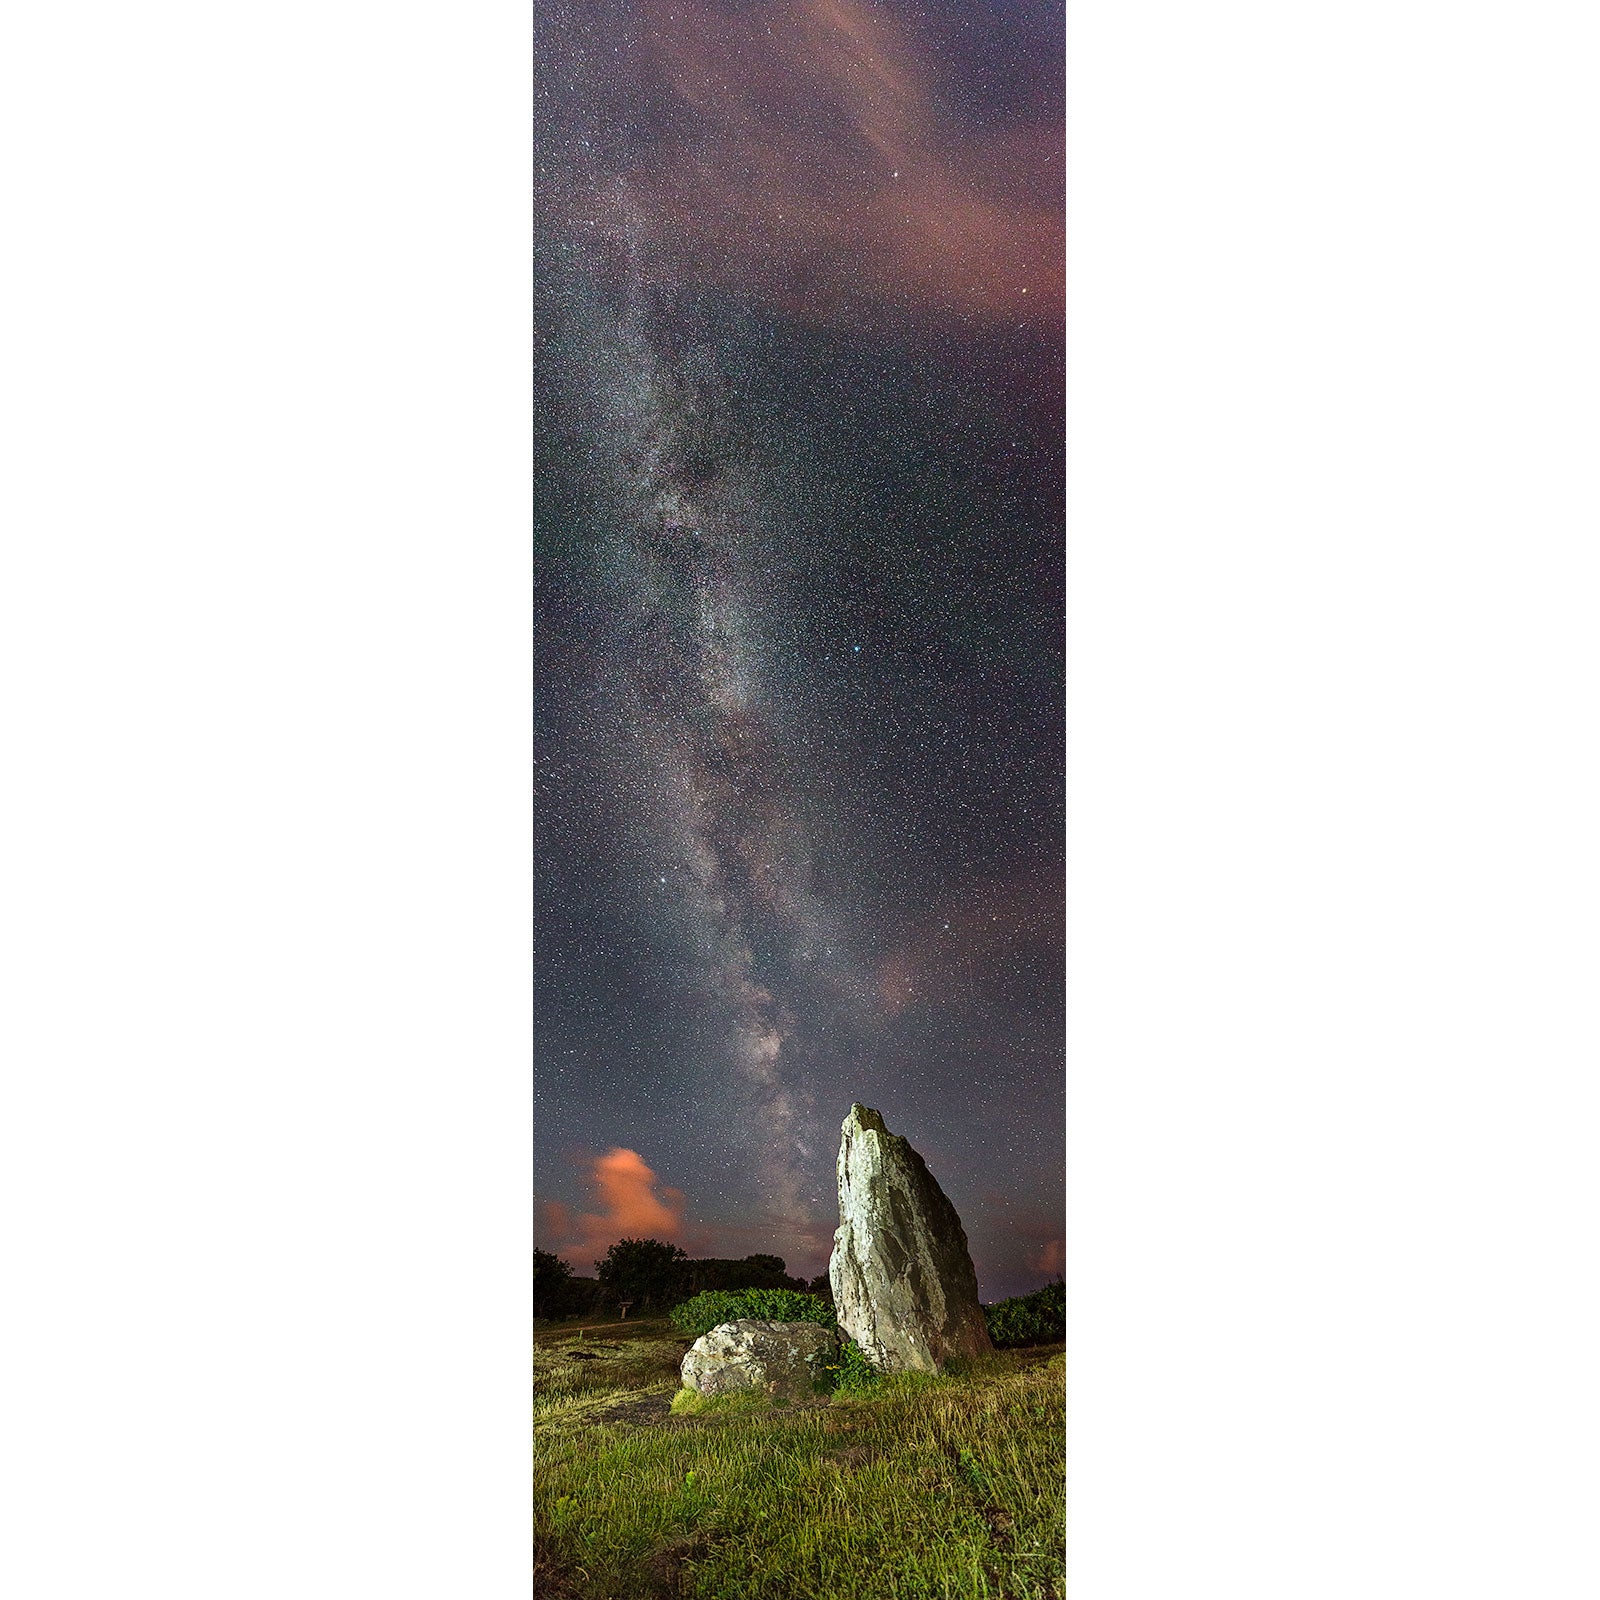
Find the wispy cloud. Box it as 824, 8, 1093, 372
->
628, 0, 1062, 325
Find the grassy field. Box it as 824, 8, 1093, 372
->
533, 1317, 1065, 1599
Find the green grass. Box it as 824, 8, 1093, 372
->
533, 1317, 685, 1429
534, 1319, 1064, 1599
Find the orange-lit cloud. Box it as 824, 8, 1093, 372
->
541, 1147, 689, 1269
1035, 1238, 1064, 1277
631, 0, 1062, 326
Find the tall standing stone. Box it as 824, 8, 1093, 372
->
828, 1103, 993, 1373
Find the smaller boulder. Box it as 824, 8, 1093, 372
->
679, 1319, 838, 1399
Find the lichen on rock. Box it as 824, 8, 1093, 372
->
678, 1318, 839, 1398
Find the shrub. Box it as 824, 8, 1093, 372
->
811, 1335, 879, 1395
532, 1270, 606, 1323
668, 1288, 836, 1342
831, 1337, 880, 1393
983, 1279, 1065, 1348
552, 1275, 606, 1319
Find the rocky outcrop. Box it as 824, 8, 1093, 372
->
829, 1103, 993, 1374
679, 1319, 838, 1398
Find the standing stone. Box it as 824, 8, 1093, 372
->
829, 1103, 993, 1373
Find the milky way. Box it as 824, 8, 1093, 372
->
535, 0, 1063, 1295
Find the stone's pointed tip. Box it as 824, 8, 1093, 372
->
843, 1102, 886, 1135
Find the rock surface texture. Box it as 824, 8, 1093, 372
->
679, 1319, 838, 1398
829, 1103, 993, 1373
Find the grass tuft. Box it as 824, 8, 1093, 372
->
669, 1387, 773, 1418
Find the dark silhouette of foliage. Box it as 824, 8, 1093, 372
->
557, 1275, 606, 1318
534, 1237, 815, 1315
533, 1248, 574, 1319
982, 1279, 1065, 1348
677, 1254, 807, 1295
595, 1237, 689, 1308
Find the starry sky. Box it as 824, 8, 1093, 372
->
534, 0, 1063, 1302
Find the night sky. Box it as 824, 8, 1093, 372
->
534, 0, 1063, 1301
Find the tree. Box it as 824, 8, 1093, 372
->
594, 1237, 688, 1308
675, 1254, 808, 1295
533, 1248, 573, 1320
554, 1275, 604, 1319
807, 1272, 834, 1304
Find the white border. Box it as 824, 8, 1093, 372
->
1068, 1, 1600, 1593
2, 4, 533, 1593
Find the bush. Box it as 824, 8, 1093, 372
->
547, 1274, 606, 1320
533, 1282, 606, 1322
668, 1288, 836, 1342
983, 1279, 1065, 1348
826, 1337, 880, 1394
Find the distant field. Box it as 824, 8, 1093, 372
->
534, 1317, 1065, 1599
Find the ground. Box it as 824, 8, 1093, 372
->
534, 1316, 1065, 1599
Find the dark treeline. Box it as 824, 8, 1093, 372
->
534, 1238, 834, 1321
